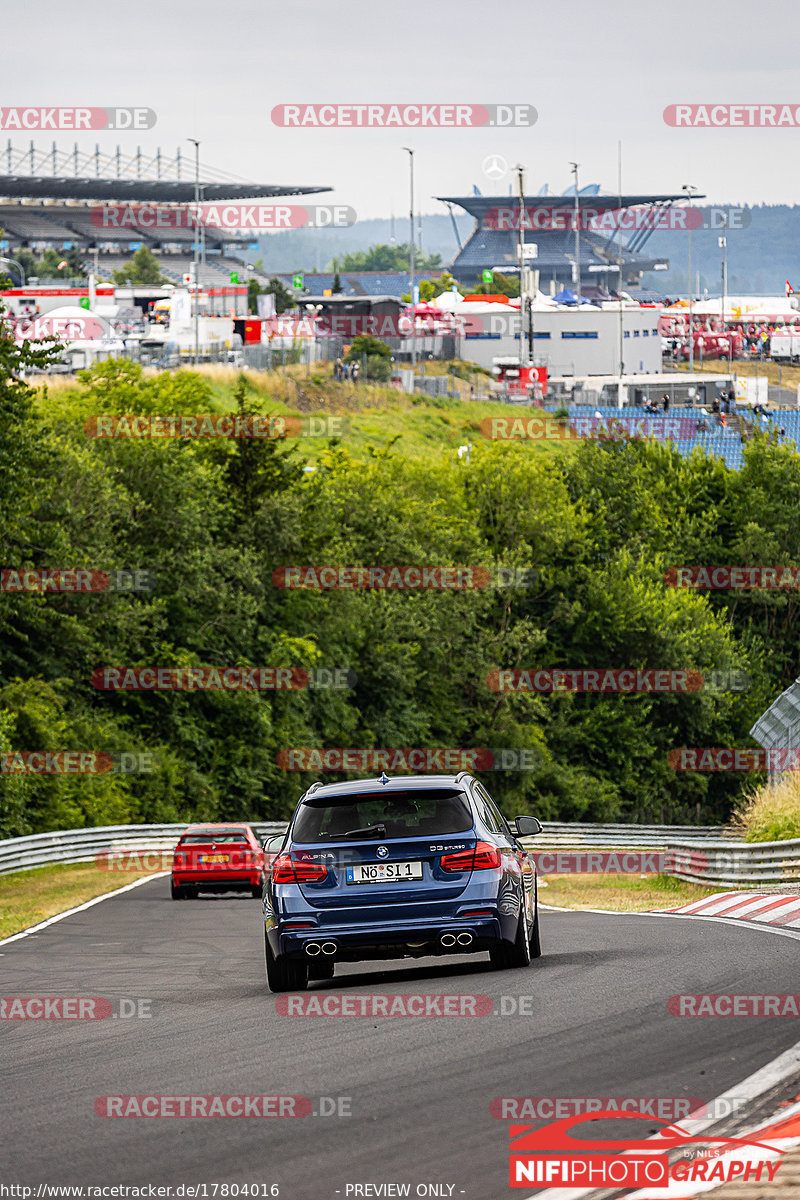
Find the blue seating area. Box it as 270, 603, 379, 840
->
539, 404, 800, 470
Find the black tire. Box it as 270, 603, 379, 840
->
184, 885, 198, 899
490, 901, 531, 970
265, 931, 308, 993
529, 902, 542, 959
170, 881, 184, 900
308, 961, 335, 981
251, 878, 263, 899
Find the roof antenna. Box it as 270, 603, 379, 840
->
377, 772, 390, 785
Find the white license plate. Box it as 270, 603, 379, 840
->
346, 860, 423, 884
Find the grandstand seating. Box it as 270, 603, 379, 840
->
540, 404, 799, 470
0, 206, 81, 241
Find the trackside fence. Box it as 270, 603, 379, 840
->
1, 823, 797, 888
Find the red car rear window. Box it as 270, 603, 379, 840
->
180, 830, 250, 843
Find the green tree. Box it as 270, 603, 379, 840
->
337, 243, 443, 272
112, 247, 168, 286
471, 271, 519, 298
265, 276, 294, 314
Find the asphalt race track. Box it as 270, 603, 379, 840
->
2, 877, 799, 1199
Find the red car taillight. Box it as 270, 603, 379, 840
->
271, 854, 328, 883
173, 852, 186, 866
440, 841, 501, 872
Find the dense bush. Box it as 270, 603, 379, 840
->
2, 343, 799, 834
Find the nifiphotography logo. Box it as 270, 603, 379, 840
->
507, 1109, 783, 1188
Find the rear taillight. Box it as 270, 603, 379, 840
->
440, 841, 501, 872
173, 852, 186, 866
271, 854, 328, 883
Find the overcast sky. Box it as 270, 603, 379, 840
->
2, 0, 798, 220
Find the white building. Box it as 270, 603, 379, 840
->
454, 302, 663, 377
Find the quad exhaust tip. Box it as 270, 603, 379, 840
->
320, 941, 337, 956
456, 931, 474, 946
305, 942, 322, 956
440, 933, 457, 947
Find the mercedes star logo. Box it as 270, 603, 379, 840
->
482, 154, 508, 181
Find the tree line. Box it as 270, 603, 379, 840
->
1, 347, 799, 836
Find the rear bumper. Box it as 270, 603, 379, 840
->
268, 911, 518, 961
173, 870, 260, 889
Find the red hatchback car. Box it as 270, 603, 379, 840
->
171, 824, 264, 899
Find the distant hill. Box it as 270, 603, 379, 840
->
249, 205, 800, 297
251, 214, 473, 273
639, 205, 800, 296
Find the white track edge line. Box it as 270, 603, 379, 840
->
0, 872, 168, 947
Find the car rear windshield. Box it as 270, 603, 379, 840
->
180, 830, 249, 843
292, 790, 473, 843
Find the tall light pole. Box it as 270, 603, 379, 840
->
569, 162, 581, 306
402, 147, 416, 370
188, 138, 200, 365
516, 164, 526, 374
719, 217, 733, 383
682, 184, 697, 374
617, 141, 624, 410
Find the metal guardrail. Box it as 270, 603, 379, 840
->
662, 837, 800, 888
0, 823, 287, 876
0, 821, 723, 877
1, 823, 796, 889
526, 823, 724, 848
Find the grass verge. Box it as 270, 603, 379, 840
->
538, 873, 722, 912
0, 862, 159, 941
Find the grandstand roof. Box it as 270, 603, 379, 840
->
0, 176, 330, 203
437, 192, 700, 218
438, 191, 691, 283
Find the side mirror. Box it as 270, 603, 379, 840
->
514, 815, 543, 837
262, 833, 285, 854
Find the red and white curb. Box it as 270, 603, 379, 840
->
658, 891, 800, 928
